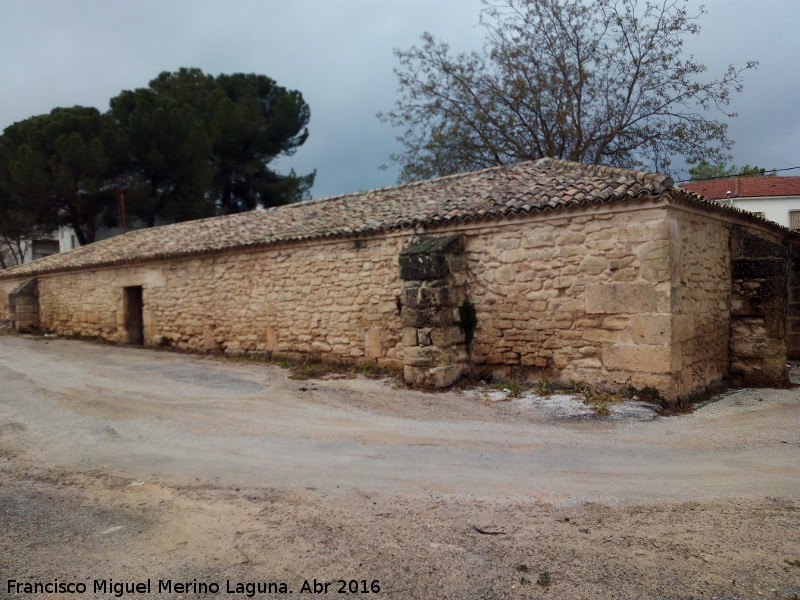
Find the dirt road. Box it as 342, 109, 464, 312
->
1, 334, 798, 599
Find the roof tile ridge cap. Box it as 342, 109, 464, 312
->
533, 156, 582, 170
668, 190, 800, 236
116, 208, 259, 233
264, 162, 531, 211
539, 157, 674, 188
389, 161, 526, 187
665, 186, 703, 202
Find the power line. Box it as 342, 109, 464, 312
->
675, 166, 800, 184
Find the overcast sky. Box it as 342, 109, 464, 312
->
1, 0, 798, 199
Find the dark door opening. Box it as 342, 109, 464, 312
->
124, 286, 144, 345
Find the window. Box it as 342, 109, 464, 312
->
31, 239, 59, 260
790, 210, 800, 230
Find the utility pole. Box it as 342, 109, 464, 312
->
117, 185, 128, 233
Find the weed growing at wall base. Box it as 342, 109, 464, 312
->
572, 381, 632, 415
491, 369, 527, 397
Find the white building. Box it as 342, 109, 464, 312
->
680, 176, 800, 229
0, 225, 124, 269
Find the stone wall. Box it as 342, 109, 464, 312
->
31, 235, 407, 367
728, 226, 791, 387
1, 203, 679, 396
146, 242, 405, 365
462, 204, 676, 396
2, 198, 796, 402
8, 278, 40, 332
788, 246, 800, 359
0, 278, 16, 324
667, 208, 732, 398
399, 234, 470, 388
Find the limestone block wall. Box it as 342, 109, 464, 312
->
788, 246, 800, 359
27, 235, 407, 367
1, 203, 681, 397
462, 204, 676, 396
145, 238, 405, 364
666, 208, 732, 398
4, 199, 795, 402
399, 234, 470, 388
8, 278, 40, 332
0, 278, 16, 322
728, 226, 791, 387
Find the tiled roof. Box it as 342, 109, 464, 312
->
680, 176, 800, 199
0, 157, 770, 279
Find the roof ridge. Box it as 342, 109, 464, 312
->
0, 158, 739, 281
115, 206, 258, 233
269, 161, 524, 211
535, 157, 674, 187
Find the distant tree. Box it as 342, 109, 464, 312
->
688, 160, 776, 181
0, 106, 122, 246
380, 0, 757, 182
0, 118, 52, 264
0, 68, 314, 253
146, 68, 314, 214
0, 156, 41, 268
110, 88, 214, 227
0, 175, 41, 268
0, 121, 44, 267
212, 72, 314, 212
0, 234, 28, 269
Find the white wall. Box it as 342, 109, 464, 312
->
57, 225, 128, 253
57, 227, 79, 252
717, 195, 800, 228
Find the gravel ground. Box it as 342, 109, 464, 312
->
0, 333, 798, 600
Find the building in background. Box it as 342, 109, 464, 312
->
680, 177, 800, 229
1, 225, 132, 270
0, 230, 60, 270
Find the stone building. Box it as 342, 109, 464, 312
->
1, 158, 797, 403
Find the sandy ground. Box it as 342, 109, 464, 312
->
0, 333, 798, 600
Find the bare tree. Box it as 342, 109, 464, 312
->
0, 234, 29, 270
380, 0, 757, 182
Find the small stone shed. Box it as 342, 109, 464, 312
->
2, 158, 798, 403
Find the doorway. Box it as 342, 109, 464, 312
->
124, 286, 144, 345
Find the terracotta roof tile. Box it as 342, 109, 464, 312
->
680, 176, 800, 199
0, 157, 773, 279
